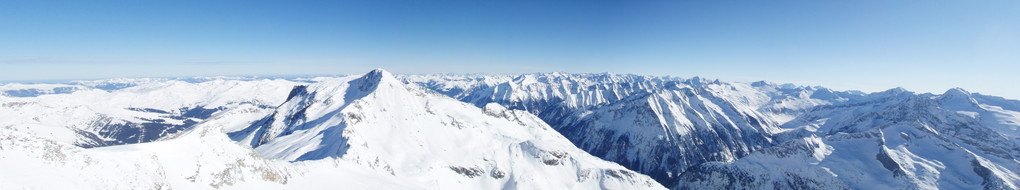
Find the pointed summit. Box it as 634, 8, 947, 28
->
810, 87, 840, 100
937, 87, 979, 108
352, 68, 399, 92
360, 68, 396, 83
943, 87, 971, 96
878, 87, 911, 95
230, 68, 408, 148
687, 76, 710, 86
365, 68, 392, 77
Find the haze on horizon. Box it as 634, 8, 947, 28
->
1, 1, 1018, 99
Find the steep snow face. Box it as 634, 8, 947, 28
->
229, 69, 665, 189
0, 78, 304, 147
676, 89, 1020, 190
406, 73, 858, 187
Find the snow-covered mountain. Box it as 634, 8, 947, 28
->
405, 73, 861, 187
228, 69, 665, 189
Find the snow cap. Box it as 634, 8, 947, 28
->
943, 87, 971, 96
350, 68, 399, 92
937, 87, 979, 107
363, 68, 395, 81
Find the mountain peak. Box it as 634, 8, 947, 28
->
943, 87, 971, 96
939, 88, 975, 101
937, 87, 979, 108
750, 80, 770, 87
880, 87, 911, 94
810, 87, 840, 100
361, 68, 395, 81
352, 68, 399, 92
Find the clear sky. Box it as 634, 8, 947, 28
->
1, 0, 1018, 98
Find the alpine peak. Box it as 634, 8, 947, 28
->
942, 87, 971, 96
361, 68, 396, 83
351, 68, 400, 92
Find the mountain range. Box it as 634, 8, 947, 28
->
2, 69, 1018, 189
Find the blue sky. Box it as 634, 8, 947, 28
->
1, 0, 1018, 98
